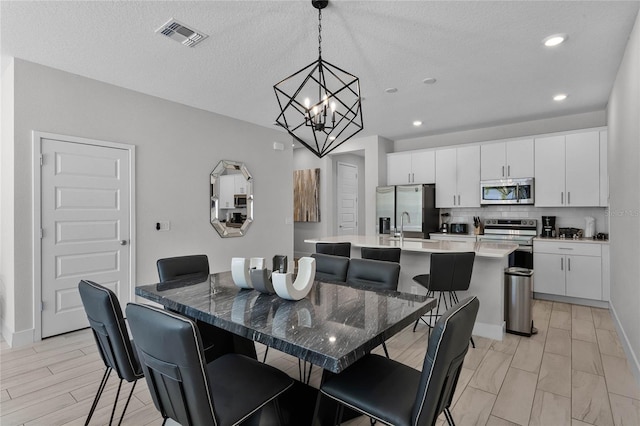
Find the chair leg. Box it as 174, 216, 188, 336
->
333, 403, 344, 426
444, 407, 456, 426
273, 397, 284, 426
85, 367, 111, 426
412, 318, 420, 332
161, 418, 168, 426
263, 346, 269, 363
108, 378, 124, 426
116, 380, 137, 426
382, 342, 390, 359
470, 336, 476, 348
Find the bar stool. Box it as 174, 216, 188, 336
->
360, 247, 401, 263
316, 242, 351, 257
412, 252, 476, 348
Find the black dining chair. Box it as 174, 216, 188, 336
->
157, 254, 257, 362
361, 247, 401, 263
316, 242, 351, 257
156, 254, 210, 282
312, 253, 350, 283
317, 296, 480, 426
412, 252, 476, 347
346, 258, 400, 359
346, 258, 400, 291
78, 280, 143, 426
126, 303, 293, 426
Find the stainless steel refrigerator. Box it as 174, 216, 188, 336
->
376, 184, 439, 237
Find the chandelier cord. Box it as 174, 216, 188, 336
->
318, 8, 322, 58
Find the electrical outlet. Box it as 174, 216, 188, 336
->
156, 221, 170, 231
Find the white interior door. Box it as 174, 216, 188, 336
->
41, 137, 131, 338
337, 162, 358, 236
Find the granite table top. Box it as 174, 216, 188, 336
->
305, 235, 518, 258
135, 271, 436, 373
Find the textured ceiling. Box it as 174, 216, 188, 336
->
2, 1, 639, 141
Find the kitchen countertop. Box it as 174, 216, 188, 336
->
305, 235, 518, 258
533, 237, 609, 245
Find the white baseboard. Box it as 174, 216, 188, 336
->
1, 325, 35, 348
473, 321, 505, 341
534, 293, 609, 309
609, 302, 640, 388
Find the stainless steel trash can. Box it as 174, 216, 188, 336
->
504, 267, 537, 336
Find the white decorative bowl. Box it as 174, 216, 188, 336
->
272, 257, 316, 301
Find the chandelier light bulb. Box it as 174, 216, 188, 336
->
304, 98, 311, 109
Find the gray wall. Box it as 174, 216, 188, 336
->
1, 59, 294, 344
607, 10, 640, 381
293, 135, 393, 257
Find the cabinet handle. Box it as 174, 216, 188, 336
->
568, 192, 571, 205
453, 195, 456, 205
412, 173, 415, 182
561, 257, 563, 271
558, 247, 573, 250
502, 166, 505, 177
561, 192, 564, 205
508, 165, 511, 176
408, 173, 411, 183
568, 257, 571, 271
457, 195, 461, 205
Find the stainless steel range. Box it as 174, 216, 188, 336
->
479, 218, 537, 269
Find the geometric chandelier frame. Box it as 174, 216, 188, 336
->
274, 0, 363, 158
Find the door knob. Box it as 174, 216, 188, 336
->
120, 240, 128, 246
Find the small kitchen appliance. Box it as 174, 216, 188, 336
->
379, 217, 391, 234
558, 228, 583, 239
541, 216, 556, 238
480, 178, 534, 205
449, 223, 469, 234
585, 217, 595, 238
440, 212, 450, 233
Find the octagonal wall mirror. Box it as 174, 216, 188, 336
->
210, 160, 253, 238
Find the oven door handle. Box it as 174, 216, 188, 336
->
516, 246, 533, 253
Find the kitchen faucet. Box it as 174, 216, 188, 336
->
400, 211, 411, 244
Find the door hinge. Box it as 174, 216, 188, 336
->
40, 154, 44, 166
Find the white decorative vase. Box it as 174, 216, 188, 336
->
272, 257, 316, 301
231, 257, 252, 289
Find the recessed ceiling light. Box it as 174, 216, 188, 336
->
543, 34, 567, 47
385, 88, 398, 94
422, 77, 437, 85
413, 120, 423, 127
553, 93, 568, 101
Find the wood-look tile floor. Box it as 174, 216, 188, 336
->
1, 300, 639, 426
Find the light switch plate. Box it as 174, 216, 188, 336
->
156, 221, 170, 231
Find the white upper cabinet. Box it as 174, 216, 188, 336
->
534, 130, 600, 207
219, 174, 235, 209
435, 145, 480, 208
599, 130, 608, 207
387, 150, 435, 185
481, 139, 534, 180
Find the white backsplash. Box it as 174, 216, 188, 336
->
442, 206, 609, 235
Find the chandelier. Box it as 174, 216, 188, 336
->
274, 0, 363, 158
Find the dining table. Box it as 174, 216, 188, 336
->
135, 270, 436, 425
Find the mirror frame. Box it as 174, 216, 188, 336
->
210, 160, 253, 238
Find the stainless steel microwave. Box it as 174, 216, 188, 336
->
480, 178, 534, 205
234, 194, 247, 208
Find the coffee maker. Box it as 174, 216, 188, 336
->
542, 216, 556, 238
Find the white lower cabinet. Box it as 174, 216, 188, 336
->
533, 241, 603, 300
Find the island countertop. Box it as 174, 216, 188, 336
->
304, 235, 518, 258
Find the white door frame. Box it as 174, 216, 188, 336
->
32, 131, 136, 341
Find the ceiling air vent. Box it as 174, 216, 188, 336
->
155, 18, 208, 48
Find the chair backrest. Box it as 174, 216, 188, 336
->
361, 247, 401, 263
315, 242, 351, 258
78, 280, 142, 382
346, 258, 401, 291
312, 253, 350, 283
157, 254, 210, 282
411, 296, 479, 426
126, 303, 218, 426
428, 252, 475, 292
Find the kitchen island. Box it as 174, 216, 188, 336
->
305, 235, 519, 340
